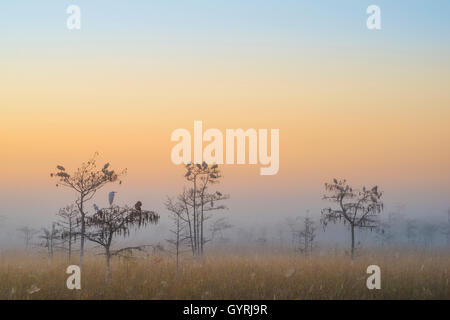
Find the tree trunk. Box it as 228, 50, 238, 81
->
80, 218, 85, 266
176, 216, 180, 275
105, 248, 112, 283
200, 195, 204, 255
67, 218, 72, 264
79, 195, 85, 267
350, 224, 355, 260
50, 226, 54, 262
193, 178, 197, 256
68, 219, 72, 263
176, 243, 179, 276
304, 234, 308, 258
187, 214, 195, 256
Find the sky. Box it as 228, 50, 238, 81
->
1, 1, 450, 236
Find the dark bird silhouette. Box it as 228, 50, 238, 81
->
135, 201, 142, 211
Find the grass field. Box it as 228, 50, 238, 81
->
0, 248, 448, 300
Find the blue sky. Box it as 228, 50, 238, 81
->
1, 1, 449, 46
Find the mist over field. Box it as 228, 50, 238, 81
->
0, 206, 448, 250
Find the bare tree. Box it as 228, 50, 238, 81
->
321, 178, 383, 259
56, 204, 79, 263
39, 223, 60, 261
375, 211, 399, 247
17, 226, 39, 250
299, 217, 316, 257
210, 217, 233, 243
171, 163, 229, 257
406, 218, 418, 246
286, 215, 316, 257
165, 198, 191, 274
375, 220, 393, 247
185, 162, 225, 255
50, 153, 125, 266
405, 219, 418, 245
441, 209, 450, 246
85, 201, 159, 282
421, 223, 438, 247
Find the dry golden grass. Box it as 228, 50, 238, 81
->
0, 248, 448, 300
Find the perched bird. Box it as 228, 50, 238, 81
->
210, 200, 214, 207
135, 201, 142, 211
57, 165, 65, 171
93, 204, 99, 212
108, 191, 117, 206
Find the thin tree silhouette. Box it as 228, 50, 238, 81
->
321, 178, 383, 259
50, 152, 125, 266
85, 200, 159, 282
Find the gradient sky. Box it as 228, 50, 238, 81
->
1, 1, 450, 231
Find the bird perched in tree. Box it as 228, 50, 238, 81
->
135, 201, 142, 212
93, 204, 99, 212
108, 191, 117, 206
